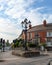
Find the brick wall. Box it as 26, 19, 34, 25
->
38, 31, 46, 43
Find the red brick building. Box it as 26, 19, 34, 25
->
19, 20, 52, 47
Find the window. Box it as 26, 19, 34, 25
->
47, 38, 51, 42
35, 32, 39, 38
47, 32, 52, 37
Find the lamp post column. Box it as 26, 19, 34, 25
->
21, 18, 31, 51
24, 29, 27, 50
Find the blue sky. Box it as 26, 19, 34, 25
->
0, 0, 52, 43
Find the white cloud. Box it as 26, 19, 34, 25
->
5, 0, 25, 18
5, 0, 37, 18
34, 7, 45, 11
4, 0, 45, 24
0, 18, 21, 43
46, 14, 52, 23
21, 9, 43, 26
5, 0, 52, 26
0, 5, 3, 11
5, 0, 44, 23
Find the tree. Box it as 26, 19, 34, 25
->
13, 39, 24, 48
6, 40, 10, 46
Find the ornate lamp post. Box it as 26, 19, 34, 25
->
21, 18, 31, 50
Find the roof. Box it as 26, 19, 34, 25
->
27, 23, 52, 32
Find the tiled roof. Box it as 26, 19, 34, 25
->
27, 23, 52, 32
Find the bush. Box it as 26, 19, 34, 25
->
40, 43, 46, 48
13, 39, 24, 48
0, 44, 2, 49
28, 43, 37, 48
14, 42, 19, 47
11, 43, 14, 48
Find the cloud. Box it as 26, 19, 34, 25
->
0, 18, 21, 42
3, 0, 52, 24
4, 0, 46, 25
44, 15, 52, 23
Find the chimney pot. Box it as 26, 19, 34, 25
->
43, 20, 47, 26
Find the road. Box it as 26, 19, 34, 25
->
0, 50, 52, 65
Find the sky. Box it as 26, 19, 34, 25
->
0, 0, 52, 43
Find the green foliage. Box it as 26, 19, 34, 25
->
40, 43, 46, 48
0, 45, 2, 49
0, 44, 2, 49
13, 39, 24, 48
15, 42, 19, 47
28, 43, 37, 48
11, 43, 14, 48
6, 42, 10, 46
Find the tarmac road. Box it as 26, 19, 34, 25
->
0, 50, 52, 65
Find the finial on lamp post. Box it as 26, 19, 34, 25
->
28, 20, 31, 29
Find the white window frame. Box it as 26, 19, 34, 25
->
47, 32, 52, 37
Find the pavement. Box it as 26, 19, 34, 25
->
0, 51, 20, 60
0, 50, 52, 65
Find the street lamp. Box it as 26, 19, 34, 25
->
0, 38, 3, 51
0, 38, 5, 52
3, 39, 5, 52
21, 18, 31, 50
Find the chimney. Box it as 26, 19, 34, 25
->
43, 20, 47, 26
